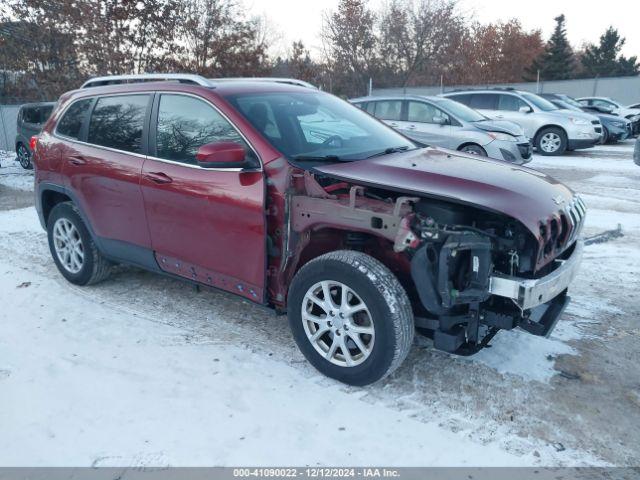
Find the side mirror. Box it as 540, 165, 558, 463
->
195, 141, 247, 168
519, 105, 533, 114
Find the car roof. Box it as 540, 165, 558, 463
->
19, 101, 56, 109
444, 89, 527, 95
350, 94, 442, 103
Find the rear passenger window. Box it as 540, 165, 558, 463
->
88, 95, 149, 153
22, 107, 40, 124
57, 99, 93, 140
373, 100, 402, 121
470, 94, 499, 110
155, 94, 254, 165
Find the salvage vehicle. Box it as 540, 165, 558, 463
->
15, 102, 55, 169
350, 95, 532, 164
33, 74, 586, 385
444, 89, 602, 155
540, 93, 632, 144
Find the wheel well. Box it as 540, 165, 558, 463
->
41, 190, 72, 226
457, 142, 484, 151
534, 125, 567, 143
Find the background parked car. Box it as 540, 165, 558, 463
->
350, 95, 532, 164
541, 93, 632, 144
15, 101, 55, 169
576, 97, 640, 136
628, 103, 640, 110
443, 89, 602, 156
635, 136, 640, 166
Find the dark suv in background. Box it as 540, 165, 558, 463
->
32, 74, 585, 386
15, 102, 55, 169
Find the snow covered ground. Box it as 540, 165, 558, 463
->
0, 141, 638, 467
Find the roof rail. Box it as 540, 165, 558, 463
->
209, 77, 317, 89
81, 73, 214, 89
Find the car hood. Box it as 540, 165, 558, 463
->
584, 110, 628, 123
472, 119, 524, 137
313, 147, 574, 239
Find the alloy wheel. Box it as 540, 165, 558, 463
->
53, 218, 84, 274
301, 280, 375, 367
17, 145, 31, 169
540, 132, 562, 153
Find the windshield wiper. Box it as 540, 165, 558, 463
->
291, 154, 342, 162
366, 146, 411, 159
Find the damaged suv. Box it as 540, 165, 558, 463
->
33, 74, 585, 385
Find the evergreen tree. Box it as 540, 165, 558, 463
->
526, 14, 575, 81
581, 27, 639, 77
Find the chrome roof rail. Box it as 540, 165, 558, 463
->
81, 73, 214, 89
208, 77, 317, 89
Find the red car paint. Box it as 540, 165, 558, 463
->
35, 80, 576, 310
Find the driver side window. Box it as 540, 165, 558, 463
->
498, 95, 528, 112
407, 101, 449, 124
155, 94, 254, 165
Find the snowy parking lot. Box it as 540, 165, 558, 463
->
0, 142, 638, 467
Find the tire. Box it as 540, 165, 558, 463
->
17, 144, 32, 170
600, 127, 609, 145
535, 127, 567, 156
459, 144, 487, 156
288, 250, 414, 386
47, 202, 111, 285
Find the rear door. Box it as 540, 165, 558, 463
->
370, 100, 403, 130
140, 92, 266, 302
469, 93, 500, 119
403, 100, 453, 147
59, 94, 152, 251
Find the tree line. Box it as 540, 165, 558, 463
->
1, 0, 638, 102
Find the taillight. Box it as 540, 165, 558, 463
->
29, 135, 38, 151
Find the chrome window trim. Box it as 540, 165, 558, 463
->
151, 91, 263, 172
52, 90, 263, 172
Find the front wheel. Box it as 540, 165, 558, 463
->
535, 127, 567, 155
17, 144, 32, 169
459, 144, 487, 156
288, 251, 414, 386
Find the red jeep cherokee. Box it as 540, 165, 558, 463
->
33, 74, 585, 385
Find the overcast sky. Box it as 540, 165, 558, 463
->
253, 0, 640, 59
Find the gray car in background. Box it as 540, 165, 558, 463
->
15, 102, 55, 169
443, 89, 602, 156
350, 95, 532, 164
635, 137, 640, 166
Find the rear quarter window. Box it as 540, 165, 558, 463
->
56, 99, 93, 140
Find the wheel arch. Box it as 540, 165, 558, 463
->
457, 141, 486, 152
533, 124, 567, 142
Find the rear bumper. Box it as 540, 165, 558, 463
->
488, 240, 583, 310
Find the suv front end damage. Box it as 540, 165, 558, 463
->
284, 168, 585, 356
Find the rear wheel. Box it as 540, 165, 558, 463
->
47, 202, 111, 285
17, 144, 32, 169
535, 127, 567, 155
459, 144, 487, 156
601, 127, 610, 144
288, 251, 414, 386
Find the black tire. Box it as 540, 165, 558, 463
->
459, 144, 487, 156
47, 202, 111, 285
600, 127, 609, 145
17, 144, 32, 170
535, 127, 567, 156
288, 250, 414, 386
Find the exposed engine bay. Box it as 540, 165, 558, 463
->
284, 172, 584, 355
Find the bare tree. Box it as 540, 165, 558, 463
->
321, 0, 377, 97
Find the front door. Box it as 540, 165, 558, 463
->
140, 93, 266, 302
495, 94, 537, 138
400, 100, 452, 147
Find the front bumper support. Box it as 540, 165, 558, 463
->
488, 240, 583, 310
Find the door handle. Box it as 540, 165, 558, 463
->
407, 125, 416, 130
68, 155, 86, 166
388, 122, 399, 127
144, 172, 173, 184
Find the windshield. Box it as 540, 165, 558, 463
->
432, 97, 486, 122
224, 91, 416, 161
521, 92, 558, 112
557, 95, 583, 109
554, 99, 582, 112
